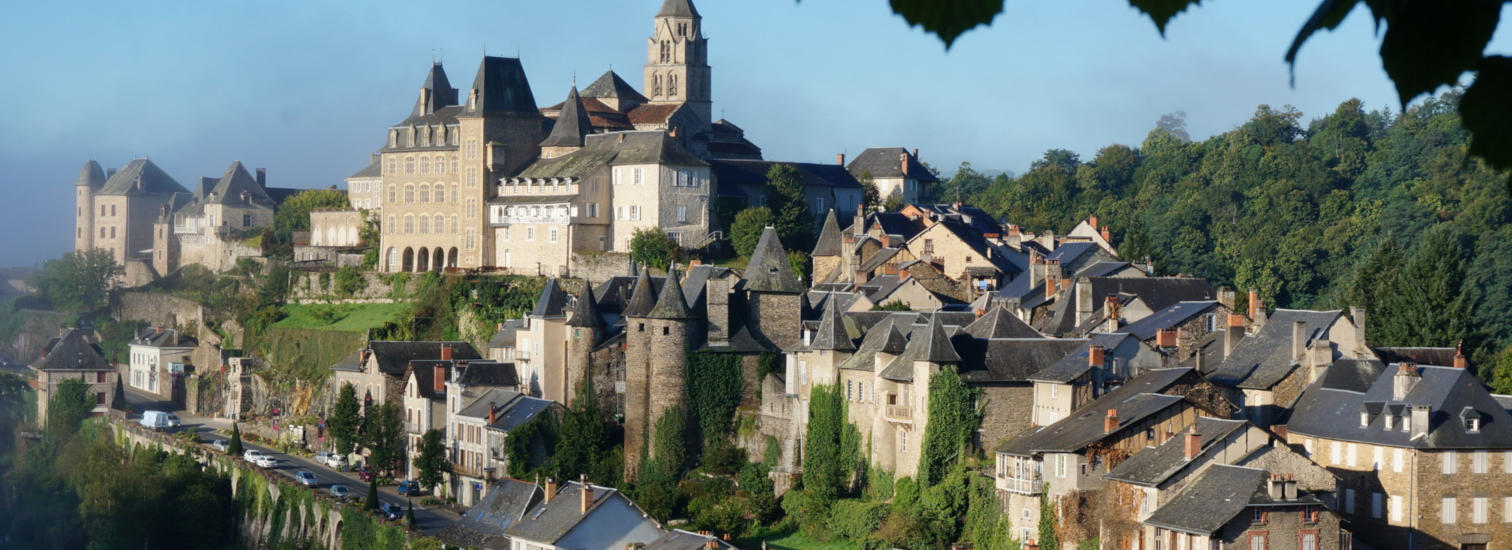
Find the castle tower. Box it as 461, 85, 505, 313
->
644, 0, 712, 129
540, 86, 593, 159
151, 203, 177, 276
743, 227, 804, 350
620, 269, 658, 480
644, 268, 696, 465
810, 209, 843, 283
564, 284, 603, 404
74, 160, 105, 252
458, 56, 547, 267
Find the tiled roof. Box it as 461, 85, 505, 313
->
32, 329, 109, 372
1208, 309, 1341, 390
1288, 363, 1512, 450
1143, 465, 1268, 536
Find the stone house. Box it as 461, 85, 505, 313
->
1141, 465, 1344, 550
448, 387, 551, 507
31, 328, 117, 425
157, 161, 279, 274
1035, 275, 1216, 337
1208, 308, 1363, 427
74, 159, 190, 285
329, 341, 482, 409
345, 158, 382, 211
1286, 358, 1512, 550
505, 480, 664, 550
707, 159, 864, 230
1027, 332, 1165, 427
126, 327, 196, 401
844, 147, 939, 204
1065, 215, 1119, 256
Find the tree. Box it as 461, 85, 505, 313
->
629, 227, 680, 271
859, 171, 880, 213
1038, 486, 1060, 550
552, 377, 609, 482
110, 375, 129, 412
766, 164, 815, 252
31, 249, 122, 312
406, 500, 417, 529
228, 423, 244, 456
266, 188, 349, 259
787, 250, 812, 284
1377, 226, 1475, 347
330, 382, 362, 456
47, 378, 93, 440
872, 300, 912, 312
415, 428, 449, 491
730, 207, 774, 258
365, 478, 380, 511
919, 366, 980, 487
882, 191, 905, 213
364, 401, 406, 477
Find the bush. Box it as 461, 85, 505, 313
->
828, 500, 888, 541
730, 207, 774, 258
629, 228, 680, 271
333, 266, 366, 297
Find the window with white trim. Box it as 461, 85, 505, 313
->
1390, 494, 1402, 522
677, 205, 687, 223
1442, 497, 1457, 524
525, 227, 534, 242
549, 228, 558, 243
1443, 451, 1458, 474
1473, 497, 1488, 524
1473, 450, 1489, 473
1393, 448, 1404, 472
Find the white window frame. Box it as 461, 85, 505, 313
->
1473, 450, 1488, 474
1443, 451, 1458, 474
1443, 497, 1457, 524
1473, 497, 1488, 524
1390, 494, 1402, 522
549, 228, 558, 244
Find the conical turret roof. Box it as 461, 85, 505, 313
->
415, 62, 458, 116
901, 316, 961, 364
648, 269, 694, 320
623, 270, 658, 318
75, 160, 105, 189
582, 70, 647, 102
541, 86, 593, 148
743, 227, 803, 294
811, 209, 843, 257
566, 284, 603, 328
809, 297, 855, 351
964, 304, 1041, 339
657, 0, 700, 18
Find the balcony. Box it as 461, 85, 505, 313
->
884, 405, 913, 423
996, 475, 1043, 495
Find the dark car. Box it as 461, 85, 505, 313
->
396, 480, 421, 496
378, 502, 403, 521
356, 466, 376, 482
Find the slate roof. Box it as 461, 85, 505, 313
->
490, 394, 553, 431
1104, 417, 1251, 487
531, 279, 570, 318
963, 305, 1041, 339
602, 131, 706, 166
997, 368, 1194, 455
1046, 241, 1097, 265
130, 328, 197, 349
405, 362, 449, 400
455, 361, 520, 388
436, 478, 542, 549
75, 160, 105, 189
681, 265, 735, 311
880, 317, 961, 381
458, 388, 523, 421
581, 70, 647, 103
709, 160, 862, 191
1374, 347, 1459, 367
743, 227, 804, 293
846, 147, 939, 182
645, 530, 737, 550
32, 329, 110, 372
657, 0, 699, 17
1208, 309, 1341, 390
367, 341, 481, 375
621, 270, 660, 318
416, 62, 459, 116
1041, 277, 1215, 336
205, 161, 275, 207
1288, 363, 1512, 450
541, 87, 593, 148
1116, 301, 1221, 341
505, 482, 636, 543
1143, 465, 1268, 536
955, 338, 1085, 384
348, 159, 382, 179
837, 316, 910, 372
648, 269, 695, 320
98, 159, 188, 196
489, 319, 524, 349
1028, 333, 1134, 383
809, 296, 856, 352
465, 56, 539, 116
866, 212, 927, 240
812, 209, 844, 257
1075, 261, 1135, 278
565, 285, 604, 328
1318, 358, 1385, 393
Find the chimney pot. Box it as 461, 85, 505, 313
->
1183, 426, 1201, 460
1292, 320, 1307, 361
1454, 340, 1467, 368
544, 478, 557, 502
1247, 289, 1259, 319
1088, 215, 1098, 229
1104, 409, 1119, 433
900, 153, 910, 175
580, 476, 592, 515
912, 148, 919, 159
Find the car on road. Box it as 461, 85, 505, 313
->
140, 410, 181, 431
253, 455, 278, 468
243, 449, 265, 462
294, 471, 318, 487
328, 484, 352, 500
320, 453, 346, 469
378, 502, 404, 521
209, 439, 229, 453
396, 480, 421, 496
356, 466, 376, 482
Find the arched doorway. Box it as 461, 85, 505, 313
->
385, 247, 397, 272
416, 248, 430, 272
448, 247, 458, 268
401, 247, 414, 272
432, 247, 445, 271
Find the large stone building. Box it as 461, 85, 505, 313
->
74, 159, 190, 284
31, 328, 118, 426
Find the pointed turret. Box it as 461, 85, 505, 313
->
75, 161, 105, 189
964, 304, 1041, 339
582, 70, 647, 112
541, 86, 593, 149
657, 0, 699, 17
903, 316, 961, 364
809, 298, 855, 351
207, 161, 274, 206
415, 62, 459, 116
648, 269, 694, 319
744, 227, 803, 293
466, 56, 539, 116
623, 270, 658, 318
812, 209, 843, 257
566, 285, 604, 328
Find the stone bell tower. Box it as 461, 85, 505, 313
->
644, 0, 712, 129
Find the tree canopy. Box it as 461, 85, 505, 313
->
629, 228, 680, 272
31, 249, 121, 313
265, 188, 349, 259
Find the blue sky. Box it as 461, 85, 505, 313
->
2, 0, 1509, 266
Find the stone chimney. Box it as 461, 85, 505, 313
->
1155, 329, 1178, 348
580, 476, 593, 515
255, 168, 267, 189
1454, 341, 1467, 368
1105, 295, 1121, 321
1394, 363, 1420, 401
836, 153, 845, 166
1410, 405, 1430, 440
1076, 278, 1095, 323
1283, 473, 1298, 500
1291, 320, 1306, 361
440, 344, 453, 361
1183, 426, 1201, 460
1224, 314, 1246, 359
1350, 306, 1367, 355
1045, 273, 1059, 300
1104, 409, 1118, 434
544, 478, 557, 502
1089, 346, 1105, 368
1308, 338, 1332, 383
900, 153, 910, 175
1267, 475, 1285, 500
1217, 288, 1236, 310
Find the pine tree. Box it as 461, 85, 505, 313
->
365, 478, 380, 511
1038, 489, 1059, 550
110, 376, 129, 412
415, 429, 449, 492
329, 382, 362, 456
1378, 226, 1475, 347
228, 423, 244, 456
406, 500, 417, 529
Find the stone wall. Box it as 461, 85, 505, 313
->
289, 271, 411, 303
571, 251, 634, 286
976, 383, 1034, 451
113, 291, 206, 330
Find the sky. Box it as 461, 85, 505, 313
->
3, 0, 1510, 267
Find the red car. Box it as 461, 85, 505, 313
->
356, 466, 376, 482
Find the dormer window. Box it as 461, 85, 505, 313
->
1469, 417, 1481, 433
1402, 415, 1411, 433
1384, 414, 1394, 431
1360, 412, 1369, 428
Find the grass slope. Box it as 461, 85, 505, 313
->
271, 303, 409, 332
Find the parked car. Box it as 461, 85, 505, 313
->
314, 451, 331, 464
321, 453, 347, 469
329, 484, 352, 500
378, 502, 403, 521
396, 480, 421, 496
243, 449, 265, 462
209, 439, 229, 453
139, 410, 181, 431
254, 455, 278, 468
294, 471, 318, 487
356, 466, 376, 482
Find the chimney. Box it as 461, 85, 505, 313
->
1308, 338, 1332, 382
913, 148, 919, 159
1454, 340, 1467, 368
1283, 473, 1298, 500
1267, 474, 1284, 500
359, 348, 371, 365
836, 153, 846, 166
854, 269, 869, 284
1224, 314, 1246, 358
497, 322, 505, 331
580, 476, 592, 514
1350, 306, 1368, 355
1104, 409, 1119, 434
255, 168, 267, 189
440, 344, 453, 361
544, 478, 557, 502
488, 402, 498, 425
1291, 320, 1306, 361
434, 366, 446, 393
1155, 329, 1178, 348
900, 153, 910, 175
1105, 295, 1121, 321
1183, 426, 1201, 460
1045, 274, 1059, 300
1393, 363, 1419, 401
1217, 288, 1236, 310
1409, 405, 1430, 440
975, 309, 985, 318
1088, 215, 1098, 229
1100, 226, 1111, 243
1247, 289, 1260, 319
1089, 346, 1105, 368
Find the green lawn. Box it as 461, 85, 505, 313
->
270, 302, 410, 332
711, 256, 749, 270
738, 529, 856, 550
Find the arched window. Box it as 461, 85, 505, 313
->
436, 156, 446, 174
451, 215, 459, 234
404, 185, 415, 204
669, 74, 678, 97
418, 215, 430, 234
653, 75, 662, 96
405, 157, 415, 174
419, 157, 430, 175
418, 184, 430, 203
404, 215, 415, 234
388, 185, 396, 204
434, 184, 445, 203
451, 184, 459, 203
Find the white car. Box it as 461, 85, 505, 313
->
243, 449, 265, 462
209, 439, 229, 453
321, 453, 347, 469
254, 455, 279, 468
294, 471, 318, 486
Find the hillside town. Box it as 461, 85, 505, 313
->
7, 1, 1512, 550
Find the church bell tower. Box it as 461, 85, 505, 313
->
644, 0, 712, 128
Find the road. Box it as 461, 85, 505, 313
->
123, 388, 461, 534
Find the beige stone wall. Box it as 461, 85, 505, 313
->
309, 210, 364, 247
377, 141, 467, 270
346, 175, 382, 211
904, 222, 996, 281
977, 384, 1034, 451
606, 164, 710, 251
35, 368, 117, 427
90, 194, 171, 267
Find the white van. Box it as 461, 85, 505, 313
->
140, 410, 181, 431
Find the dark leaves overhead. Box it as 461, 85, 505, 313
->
1377, 0, 1500, 106
1285, 0, 1360, 83
888, 0, 1004, 48
1461, 56, 1512, 180
1127, 0, 1203, 35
